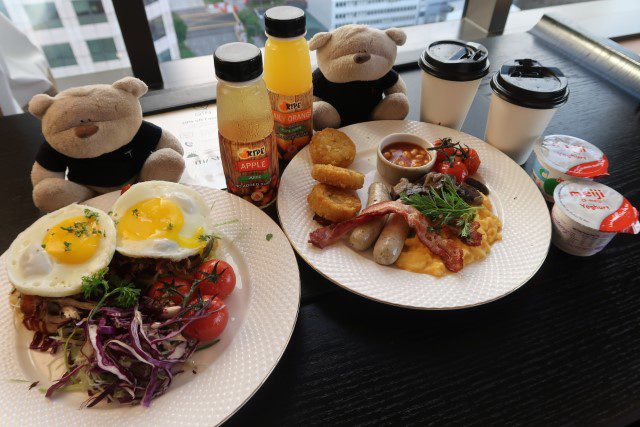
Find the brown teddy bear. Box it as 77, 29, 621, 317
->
309, 25, 410, 130
28, 77, 185, 213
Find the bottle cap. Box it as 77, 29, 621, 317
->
490, 59, 569, 109
419, 40, 490, 82
214, 42, 263, 82
265, 6, 306, 38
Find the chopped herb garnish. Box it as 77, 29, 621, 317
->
60, 221, 90, 237
132, 209, 140, 218
84, 209, 98, 219
266, 233, 273, 241
41, 244, 46, 249
63, 241, 72, 252
167, 223, 174, 231
198, 233, 212, 242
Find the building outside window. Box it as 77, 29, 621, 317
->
42, 43, 77, 67
87, 37, 118, 62
72, 0, 107, 25
157, 48, 171, 62
24, 2, 62, 30
149, 15, 166, 41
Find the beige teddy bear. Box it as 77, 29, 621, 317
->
309, 25, 410, 130
28, 77, 185, 213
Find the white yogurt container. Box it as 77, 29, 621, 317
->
551, 181, 639, 256
531, 135, 609, 202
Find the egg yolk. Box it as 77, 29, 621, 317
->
42, 215, 102, 264
117, 198, 206, 249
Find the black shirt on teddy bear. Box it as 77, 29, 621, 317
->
35, 120, 162, 187
312, 68, 399, 126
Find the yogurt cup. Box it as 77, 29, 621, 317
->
551, 181, 639, 256
531, 135, 609, 202
485, 59, 569, 165
419, 40, 489, 131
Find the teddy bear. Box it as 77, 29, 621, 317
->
309, 25, 410, 131
28, 77, 185, 213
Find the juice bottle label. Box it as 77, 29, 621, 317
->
219, 131, 279, 208
269, 89, 313, 160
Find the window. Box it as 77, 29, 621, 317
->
143, 0, 157, 5
73, 0, 107, 25
24, 2, 62, 30
0, 0, 7, 17
87, 37, 118, 62
157, 49, 171, 62
148, 16, 166, 41
42, 43, 77, 68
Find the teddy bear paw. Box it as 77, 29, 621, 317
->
372, 93, 409, 121
33, 178, 95, 213
313, 101, 341, 131
139, 148, 185, 183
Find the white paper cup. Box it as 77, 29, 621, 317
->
485, 94, 557, 165
420, 73, 482, 130
418, 40, 489, 131
485, 59, 569, 165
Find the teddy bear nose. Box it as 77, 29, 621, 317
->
74, 124, 99, 139
354, 53, 371, 64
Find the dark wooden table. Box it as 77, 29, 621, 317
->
2, 31, 640, 425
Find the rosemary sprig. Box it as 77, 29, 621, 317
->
401, 176, 476, 238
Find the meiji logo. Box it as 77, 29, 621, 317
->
279, 100, 301, 111
570, 188, 606, 199
238, 146, 266, 159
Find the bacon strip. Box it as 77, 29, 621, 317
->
309, 201, 467, 272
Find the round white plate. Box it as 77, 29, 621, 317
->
278, 120, 550, 310
0, 187, 300, 426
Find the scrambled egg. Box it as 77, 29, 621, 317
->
395, 196, 502, 277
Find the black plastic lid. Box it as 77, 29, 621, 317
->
265, 6, 306, 38
490, 59, 569, 109
214, 42, 263, 82
419, 40, 490, 81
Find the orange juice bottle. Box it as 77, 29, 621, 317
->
214, 42, 279, 208
263, 6, 313, 160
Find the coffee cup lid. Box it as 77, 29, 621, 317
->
418, 40, 490, 82
491, 59, 569, 109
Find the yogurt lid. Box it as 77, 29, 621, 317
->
534, 135, 609, 178
553, 181, 640, 234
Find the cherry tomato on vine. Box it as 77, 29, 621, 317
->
433, 139, 457, 162
461, 147, 481, 175
434, 160, 469, 184
194, 259, 236, 299
183, 296, 228, 342
147, 277, 192, 305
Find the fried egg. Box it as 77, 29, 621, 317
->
111, 181, 212, 261
6, 204, 116, 297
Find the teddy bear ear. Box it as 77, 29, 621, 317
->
385, 28, 407, 46
309, 32, 332, 51
28, 94, 55, 119
112, 77, 148, 98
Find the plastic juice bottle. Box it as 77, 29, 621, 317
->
214, 42, 279, 208
263, 6, 313, 160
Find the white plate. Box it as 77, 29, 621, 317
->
0, 187, 300, 426
278, 120, 550, 310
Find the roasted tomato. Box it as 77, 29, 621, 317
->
433, 139, 457, 162
434, 160, 469, 184
461, 147, 481, 175
183, 296, 228, 342
120, 184, 132, 194
147, 277, 192, 305
194, 260, 236, 299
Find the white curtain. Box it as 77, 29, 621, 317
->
0, 13, 53, 115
